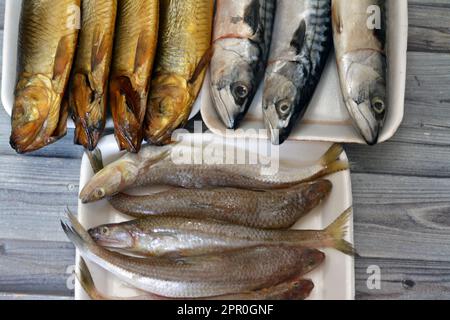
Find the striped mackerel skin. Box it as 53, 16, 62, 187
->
263, 0, 332, 144
210, 0, 277, 128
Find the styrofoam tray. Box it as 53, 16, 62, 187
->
75, 134, 354, 300
1, 0, 201, 128
201, 0, 408, 144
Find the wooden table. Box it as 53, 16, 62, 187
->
1, 0, 449, 300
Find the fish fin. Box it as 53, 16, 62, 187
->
53, 35, 75, 81
76, 257, 106, 300
142, 149, 171, 170
65, 211, 96, 245
331, 1, 342, 34
134, 30, 154, 74
87, 148, 104, 174
290, 20, 306, 53
319, 144, 344, 166
243, 0, 261, 35
61, 219, 89, 255
321, 160, 349, 176
51, 97, 69, 139
324, 207, 357, 256
110, 76, 143, 152
189, 46, 214, 86
91, 25, 109, 73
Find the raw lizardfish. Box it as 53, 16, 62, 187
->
109, 180, 332, 229
332, 0, 387, 145
80, 144, 173, 202
263, 0, 332, 145
210, 0, 276, 129
80, 143, 347, 203
89, 207, 355, 257
77, 257, 314, 300
62, 213, 324, 298
69, 0, 117, 150
10, 0, 80, 153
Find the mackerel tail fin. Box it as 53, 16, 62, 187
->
77, 257, 106, 300
324, 207, 357, 256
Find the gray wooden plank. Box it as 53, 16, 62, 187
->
389, 52, 450, 147
408, 1, 450, 53
0, 154, 80, 242
0, 238, 74, 297
356, 258, 450, 300
346, 141, 450, 178
0, 293, 72, 300
352, 172, 450, 299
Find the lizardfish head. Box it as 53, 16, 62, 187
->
210, 39, 260, 129
262, 71, 298, 145
79, 162, 138, 203
89, 223, 134, 249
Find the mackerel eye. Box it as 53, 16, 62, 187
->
372, 98, 386, 115
231, 82, 250, 100
276, 100, 292, 116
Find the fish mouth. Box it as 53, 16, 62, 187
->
263, 108, 289, 146
346, 100, 381, 145
88, 233, 125, 248
210, 86, 245, 129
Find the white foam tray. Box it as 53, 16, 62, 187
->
201, 0, 408, 144
76, 134, 354, 300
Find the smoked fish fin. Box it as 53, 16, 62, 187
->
134, 30, 154, 74
91, 25, 109, 73
53, 34, 76, 82
189, 46, 214, 86
53, 97, 69, 138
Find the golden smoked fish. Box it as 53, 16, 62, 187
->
144, 0, 214, 145
62, 213, 324, 298
69, 0, 117, 150
77, 257, 314, 300
10, 0, 80, 153
110, 0, 159, 152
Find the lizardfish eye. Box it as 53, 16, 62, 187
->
95, 188, 106, 198
231, 82, 250, 100
371, 98, 385, 115
276, 100, 292, 116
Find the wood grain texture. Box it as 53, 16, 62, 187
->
0, 0, 450, 300
0, 239, 74, 297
